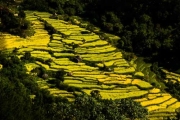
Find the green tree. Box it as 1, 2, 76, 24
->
0, 71, 32, 120
90, 90, 102, 100
24, 51, 31, 60
117, 98, 148, 120
18, 10, 26, 18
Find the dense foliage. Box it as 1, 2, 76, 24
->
0, 2, 34, 37
165, 81, 180, 100
22, 0, 180, 71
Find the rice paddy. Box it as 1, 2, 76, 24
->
149, 88, 161, 94
99, 90, 148, 99
132, 79, 153, 89
0, 10, 179, 119
141, 94, 172, 106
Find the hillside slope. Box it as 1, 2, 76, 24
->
1, 11, 179, 120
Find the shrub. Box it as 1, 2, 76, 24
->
67, 86, 76, 92
31, 66, 46, 78
56, 83, 69, 90
24, 51, 31, 60
44, 22, 57, 34
123, 52, 136, 61
55, 69, 66, 82
42, 73, 48, 80
117, 98, 148, 119
18, 10, 26, 18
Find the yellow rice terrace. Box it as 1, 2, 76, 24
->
0, 10, 180, 120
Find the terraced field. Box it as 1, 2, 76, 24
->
162, 69, 180, 83
1, 10, 180, 119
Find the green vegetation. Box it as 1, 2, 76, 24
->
20, 11, 179, 119
1, 0, 180, 119
0, 2, 34, 37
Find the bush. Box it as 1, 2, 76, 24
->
24, 51, 31, 60
67, 86, 76, 92
44, 22, 57, 34
123, 52, 136, 61
64, 8, 76, 16
21, 20, 31, 29
31, 66, 46, 78
55, 69, 66, 81
62, 14, 70, 21
0, 6, 33, 37
117, 98, 148, 119
56, 83, 69, 90
18, 10, 26, 18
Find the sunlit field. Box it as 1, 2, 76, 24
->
0, 10, 179, 119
